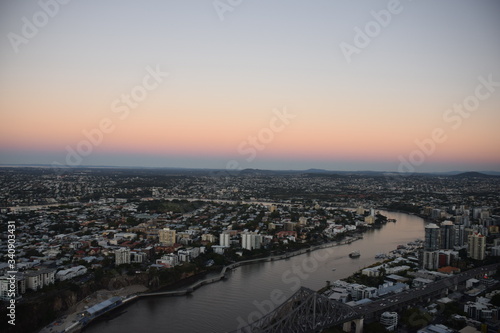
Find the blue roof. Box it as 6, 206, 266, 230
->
86, 296, 122, 315
378, 283, 407, 296
355, 298, 373, 305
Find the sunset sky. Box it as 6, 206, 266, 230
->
1, 0, 499, 172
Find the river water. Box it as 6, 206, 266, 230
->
84, 211, 426, 333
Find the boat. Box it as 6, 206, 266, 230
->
349, 251, 360, 258
332, 268, 336, 271
375, 253, 387, 259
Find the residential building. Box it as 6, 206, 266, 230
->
220, 232, 230, 247
0, 274, 26, 300
425, 223, 440, 251
201, 233, 216, 243
130, 251, 147, 263
212, 245, 227, 255
423, 223, 440, 270
156, 254, 178, 267
25, 268, 55, 291
241, 232, 262, 250
159, 228, 176, 246
364, 215, 375, 224
298, 216, 307, 225
380, 311, 398, 331
464, 299, 498, 321
115, 248, 131, 265
423, 250, 440, 270
56, 265, 87, 281
440, 221, 455, 249
468, 232, 485, 260
454, 224, 467, 246
417, 324, 454, 333
284, 222, 295, 231
177, 247, 200, 262
413, 277, 433, 288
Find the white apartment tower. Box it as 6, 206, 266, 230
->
115, 248, 131, 265
220, 232, 230, 247
241, 232, 262, 250
468, 232, 486, 260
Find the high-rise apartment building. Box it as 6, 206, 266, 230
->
468, 232, 486, 260
159, 228, 176, 246
440, 221, 455, 249
454, 225, 466, 247
115, 248, 131, 265
423, 223, 440, 270
380, 311, 398, 331
220, 232, 230, 247
241, 232, 262, 250
425, 223, 440, 251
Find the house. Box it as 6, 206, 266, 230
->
156, 254, 179, 268
25, 268, 56, 291
56, 265, 88, 281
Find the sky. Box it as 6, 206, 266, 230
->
1, 0, 499, 172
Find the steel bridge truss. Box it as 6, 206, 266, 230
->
231, 287, 361, 333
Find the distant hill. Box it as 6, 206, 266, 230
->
303, 168, 330, 173
452, 171, 499, 178
1, 164, 499, 177
238, 168, 300, 176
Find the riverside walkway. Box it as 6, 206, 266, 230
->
140, 236, 361, 297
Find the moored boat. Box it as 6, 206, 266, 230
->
349, 251, 360, 258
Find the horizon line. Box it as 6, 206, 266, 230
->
0, 163, 499, 175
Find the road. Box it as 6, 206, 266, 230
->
356, 263, 498, 316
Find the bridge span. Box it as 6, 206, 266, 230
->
229, 263, 498, 333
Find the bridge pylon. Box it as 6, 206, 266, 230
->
343, 317, 363, 333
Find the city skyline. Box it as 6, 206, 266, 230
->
1, 1, 500, 172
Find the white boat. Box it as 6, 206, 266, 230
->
349, 251, 360, 258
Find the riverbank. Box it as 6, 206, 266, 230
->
48, 235, 363, 332
39, 285, 148, 333
82, 210, 426, 333
139, 235, 363, 298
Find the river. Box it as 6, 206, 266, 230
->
84, 210, 426, 333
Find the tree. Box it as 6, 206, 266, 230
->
24, 248, 42, 257
270, 210, 280, 219
401, 308, 432, 330
363, 322, 390, 333
126, 216, 139, 226
491, 294, 500, 307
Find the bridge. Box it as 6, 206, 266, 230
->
229, 263, 499, 333
355, 263, 498, 321
228, 287, 363, 333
